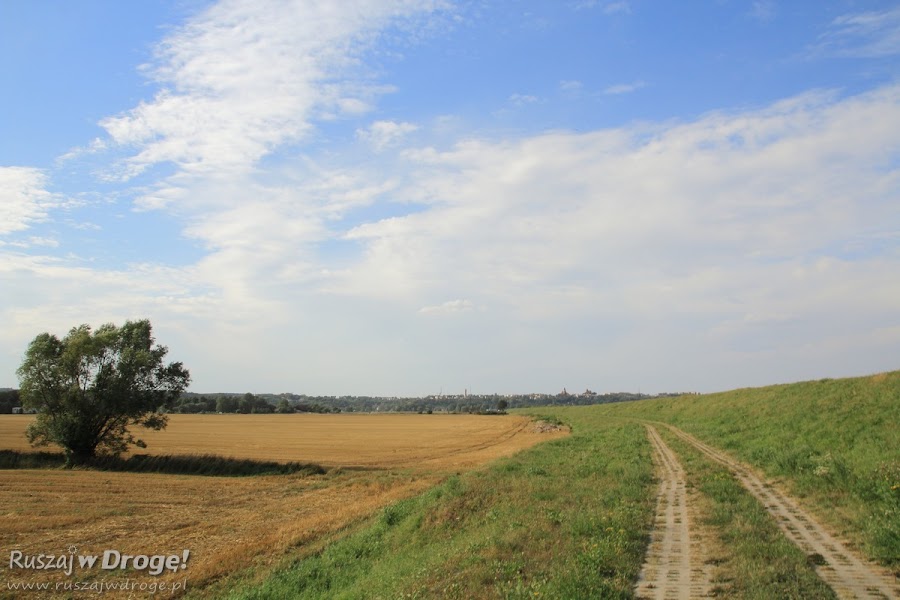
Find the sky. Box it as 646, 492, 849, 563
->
1, 1, 899, 396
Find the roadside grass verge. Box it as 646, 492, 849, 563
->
213, 418, 655, 600
0, 449, 325, 477
594, 371, 900, 569
658, 428, 837, 599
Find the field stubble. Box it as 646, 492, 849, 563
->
0, 414, 564, 597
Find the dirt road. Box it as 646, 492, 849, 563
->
661, 423, 899, 600
635, 425, 711, 599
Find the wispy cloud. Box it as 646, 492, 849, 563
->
56, 137, 108, 164
5, 84, 900, 393
572, 1, 630, 15
357, 120, 419, 151
559, 80, 583, 94
603, 80, 646, 95
5, 1, 900, 394
418, 299, 475, 315
75, 0, 446, 320
335, 85, 900, 363
0, 237, 60, 250
97, 0, 443, 185
509, 93, 540, 107
0, 167, 56, 235
601, 1, 631, 15
749, 1, 776, 23
815, 7, 900, 58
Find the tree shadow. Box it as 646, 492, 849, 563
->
0, 449, 325, 477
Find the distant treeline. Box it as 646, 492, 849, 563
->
172, 393, 337, 414
0, 389, 20, 413
0, 387, 695, 415
173, 389, 663, 414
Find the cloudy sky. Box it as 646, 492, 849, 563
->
1, 1, 899, 396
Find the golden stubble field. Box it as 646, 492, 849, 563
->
0, 414, 565, 597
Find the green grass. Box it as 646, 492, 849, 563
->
594, 371, 900, 569
205, 418, 656, 600
187, 370, 898, 598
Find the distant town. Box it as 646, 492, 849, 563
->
0, 388, 695, 415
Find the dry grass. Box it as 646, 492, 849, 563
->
0, 414, 564, 598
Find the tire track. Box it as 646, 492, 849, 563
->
636, 425, 711, 599
659, 422, 899, 600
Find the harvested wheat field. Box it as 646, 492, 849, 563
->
0, 414, 565, 598
0, 413, 560, 470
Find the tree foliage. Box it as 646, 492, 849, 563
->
0, 389, 20, 414
16, 319, 190, 465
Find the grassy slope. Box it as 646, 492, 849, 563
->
595, 370, 900, 568
202, 418, 656, 600
202, 371, 897, 598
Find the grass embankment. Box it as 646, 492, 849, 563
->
199, 419, 655, 600
597, 371, 900, 569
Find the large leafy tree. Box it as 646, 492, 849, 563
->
17, 319, 190, 465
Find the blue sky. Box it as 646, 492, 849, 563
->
2, 0, 899, 395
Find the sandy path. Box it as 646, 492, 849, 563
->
635, 425, 711, 600
661, 423, 899, 600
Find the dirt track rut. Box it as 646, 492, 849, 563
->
635, 425, 711, 599
660, 422, 899, 600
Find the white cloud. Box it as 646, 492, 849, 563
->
574, 1, 630, 15
418, 299, 475, 315
0, 252, 209, 339
78, 0, 448, 329
57, 137, 108, 164
0, 236, 60, 249
99, 0, 444, 182
0, 167, 56, 235
603, 80, 646, 95
816, 7, 900, 58
5, 1, 900, 394
357, 120, 419, 151
28, 237, 59, 247
325, 84, 900, 389
508, 93, 540, 107
89, 0, 451, 329
602, 1, 630, 15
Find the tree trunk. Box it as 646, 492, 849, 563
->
64, 447, 95, 468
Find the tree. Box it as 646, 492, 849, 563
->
16, 319, 190, 465
216, 395, 239, 413
0, 389, 20, 414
